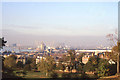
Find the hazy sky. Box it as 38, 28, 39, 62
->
2, 2, 118, 48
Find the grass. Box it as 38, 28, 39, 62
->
24, 71, 47, 78
14, 70, 100, 79
97, 75, 120, 80
3, 69, 120, 80
13, 70, 47, 78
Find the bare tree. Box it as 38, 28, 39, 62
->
106, 29, 118, 47
106, 29, 120, 74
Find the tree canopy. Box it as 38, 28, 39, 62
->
37, 56, 56, 76
4, 55, 17, 69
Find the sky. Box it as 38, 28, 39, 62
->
2, 2, 118, 49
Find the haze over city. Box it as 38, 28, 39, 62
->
1, 1, 120, 79
2, 2, 118, 49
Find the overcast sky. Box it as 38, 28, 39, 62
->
2, 2, 118, 48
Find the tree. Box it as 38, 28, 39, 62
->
62, 54, 69, 63
4, 55, 17, 69
58, 63, 65, 71
2, 55, 23, 78
37, 56, 56, 77
68, 50, 76, 72
95, 58, 117, 77
24, 64, 31, 71
26, 57, 32, 64
84, 61, 94, 72
0, 37, 7, 48
25, 57, 37, 70
17, 61, 24, 69
77, 53, 84, 63
3, 50, 12, 53
84, 56, 99, 72
76, 64, 83, 73
106, 42, 119, 74
30, 58, 36, 70
106, 31, 120, 74
106, 30, 118, 47
1, 39, 22, 79
97, 59, 110, 77
68, 50, 76, 64
106, 43, 119, 61
49, 71, 58, 78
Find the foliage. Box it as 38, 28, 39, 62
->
2, 56, 23, 79
30, 58, 36, 70
0, 37, 7, 48
17, 61, 24, 69
2, 56, 5, 70
68, 50, 76, 64
97, 59, 117, 77
2, 67, 20, 78
97, 59, 110, 77
61, 54, 69, 62
14, 70, 27, 77
37, 56, 56, 76
24, 64, 31, 71
3, 50, 12, 53
83, 56, 116, 77
109, 64, 117, 75
84, 56, 99, 72
4, 55, 17, 69
106, 32, 119, 74
77, 53, 84, 62
106, 45, 119, 62
61, 73, 72, 78
57, 63, 65, 71
26, 57, 33, 64
80, 72, 89, 79
76, 64, 83, 72
67, 50, 77, 72
25, 57, 37, 70
49, 71, 58, 78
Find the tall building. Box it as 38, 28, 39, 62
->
12, 43, 17, 47
40, 42, 46, 51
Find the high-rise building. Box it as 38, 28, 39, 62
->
12, 43, 17, 47
40, 42, 46, 51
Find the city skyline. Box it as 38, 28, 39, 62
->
2, 2, 118, 49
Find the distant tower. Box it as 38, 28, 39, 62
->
40, 42, 46, 51
12, 43, 17, 47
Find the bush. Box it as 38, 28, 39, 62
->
23, 64, 31, 71
49, 72, 58, 78
61, 73, 71, 78
17, 61, 24, 69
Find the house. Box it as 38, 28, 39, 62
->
98, 53, 104, 58
108, 59, 116, 64
36, 54, 46, 64
82, 55, 91, 64
2, 53, 12, 58
72, 69, 77, 73
16, 56, 27, 64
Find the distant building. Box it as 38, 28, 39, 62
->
82, 55, 89, 64
16, 56, 27, 64
2, 52, 13, 58
82, 52, 94, 64
72, 69, 77, 73
40, 42, 46, 51
108, 59, 116, 64
36, 54, 46, 64
98, 53, 104, 58
12, 43, 17, 47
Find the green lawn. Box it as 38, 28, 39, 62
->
13, 70, 47, 78
24, 71, 47, 78
13, 70, 98, 79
